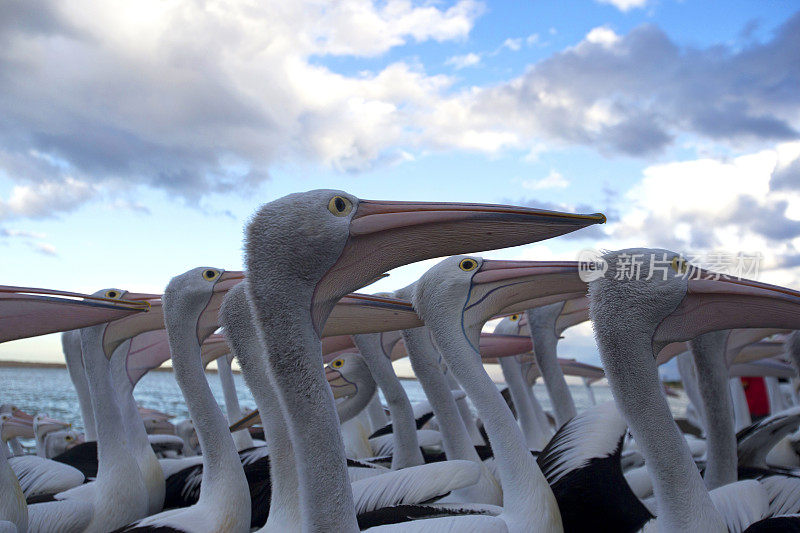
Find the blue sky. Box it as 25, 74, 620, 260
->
2, 0, 799, 378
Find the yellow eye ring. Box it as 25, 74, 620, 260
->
65, 435, 73, 441
459, 258, 478, 271
670, 257, 688, 274
203, 269, 220, 281
510, 314, 520, 321
328, 196, 353, 217
105, 290, 120, 299
331, 359, 344, 368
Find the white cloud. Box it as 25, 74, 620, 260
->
32, 242, 57, 256
1, 1, 799, 219
0, 178, 97, 220
600, 140, 800, 286
502, 38, 522, 51
584, 27, 621, 47
526, 34, 540, 46
0, 0, 483, 208
595, 0, 648, 12
446, 52, 482, 69
0, 228, 46, 239
0, 228, 57, 256
522, 170, 570, 190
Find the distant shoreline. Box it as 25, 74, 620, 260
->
0, 359, 424, 380
0, 359, 223, 374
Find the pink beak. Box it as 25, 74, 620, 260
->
654, 275, 800, 343
0, 285, 152, 343
313, 199, 604, 334
466, 260, 588, 319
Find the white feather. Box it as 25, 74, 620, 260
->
8, 456, 84, 498
365, 514, 508, 532
371, 430, 442, 457
27, 499, 93, 533
351, 460, 481, 514
757, 474, 800, 516
708, 480, 769, 533
539, 402, 626, 485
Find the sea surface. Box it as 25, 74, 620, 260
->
1, 366, 688, 437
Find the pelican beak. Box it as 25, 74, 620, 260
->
0, 285, 152, 343
123, 292, 162, 300
466, 260, 587, 322
555, 296, 590, 335
322, 293, 422, 336
138, 406, 174, 420
326, 366, 357, 399
479, 333, 532, 358
200, 336, 230, 368
724, 328, 788, 365
733, 342, 786, 365
655, 341, 689, 366
229, 409, 261, 433
102, 300, 165, 359
144, 418, 176, 435
390, 338, 409, 361
35, 415, 69, 435
1, 415, 34, 440
125, 330, 171, 387
322, 335, 356, 356
313, 200, 605, 333
197, 271, 246, 341
11, 408, 34, 423
213, 271, 245, 293
654, 275, 800, 344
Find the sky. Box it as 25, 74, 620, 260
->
1, 0, 799, 380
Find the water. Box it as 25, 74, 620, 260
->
0, 366, 688, 436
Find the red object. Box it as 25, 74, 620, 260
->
741, 376, 769, 417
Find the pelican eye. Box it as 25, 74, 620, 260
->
203, 269, 220, 281
327, 196, 353, 217
65, 435, 73, 441
510, 314, 520, 321
459, 258, 478, 271
331, 359, 344, 369
670, 257, 689, 274
105, 290, 119, 299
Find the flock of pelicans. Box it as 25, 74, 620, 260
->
4, 189, 800, 532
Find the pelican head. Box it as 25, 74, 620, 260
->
589, 248, 800, 351
245, 189, 605, 335
325, 352, 377, 423
161, 267, 244, 343
413, 255, 586, 346
0, 413, 33, 442
33, 414, 69, 438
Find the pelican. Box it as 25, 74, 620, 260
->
524, 302, 579, 426
61, 330, 97, 443
588, 248, 800, 531
492, 319, 552, 450
223, 282, 498, 530
118, 267, 251, 532
0, 408, 29, 458
1, 413, 95, 533
352, 330, 425, 469
394, 283, 503, 505
411, 256, 594, 531
216, 353, 255, 451
242, 189, 603, 531
1, 288, 156, 532
0, 416, 85, 505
